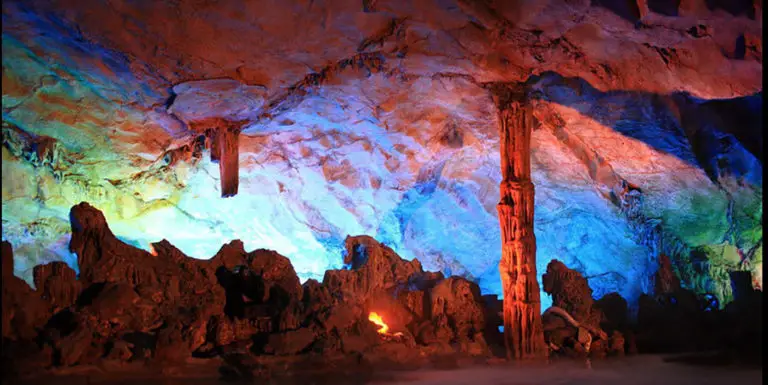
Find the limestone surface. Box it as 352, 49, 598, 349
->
1, 0, 762, 309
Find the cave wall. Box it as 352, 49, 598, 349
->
1, 0, 762, 310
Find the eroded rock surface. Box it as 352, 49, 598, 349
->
1, 204, 761, 381
1, 204, 491, 381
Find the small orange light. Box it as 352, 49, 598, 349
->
368, 312, 403, 336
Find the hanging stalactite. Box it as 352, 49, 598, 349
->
217, 126, 240, 198
195, 118, 247, 198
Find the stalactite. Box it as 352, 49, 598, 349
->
218, 127, 240, 198
492, 84, 547, 360
209, 128, 222, 163
192, 118, 247, 198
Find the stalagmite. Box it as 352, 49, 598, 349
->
492, 84, 547, 360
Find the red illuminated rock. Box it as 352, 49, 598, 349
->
429, 277, 489, 355
540, 260, 628, 357
33, 261, 82, 313
248, 249, 303, 304
492, 84, 546, 360
217, 126, 240, 198
654, 254, 682, 295
322, 235, 426, 303
69, 202, 160, 287
1, 241, 49, 341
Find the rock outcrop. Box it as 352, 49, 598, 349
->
1, 203, 491, 381
541, 260, 624, 358
2, 202, 762, 381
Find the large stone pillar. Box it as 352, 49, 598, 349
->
492, 85, 546, 360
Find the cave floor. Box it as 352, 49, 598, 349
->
13, 353, 762, 385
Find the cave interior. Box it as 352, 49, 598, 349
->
0, 0, 763, 383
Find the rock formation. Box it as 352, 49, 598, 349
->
2, 203, 491, 382
541, 260, 620, 358
492, 84, 546, 360
0, 0, 763, 357
2, 202, 763, 381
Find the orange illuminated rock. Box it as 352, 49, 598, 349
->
491, 84, 547, 360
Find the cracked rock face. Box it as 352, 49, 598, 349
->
1, 0, 762, 309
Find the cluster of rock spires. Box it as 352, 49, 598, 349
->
1, 202, 762, 381
2, 202, 490, 380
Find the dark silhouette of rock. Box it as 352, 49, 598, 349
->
2, 241, 49, 341
594, 292, 629, 332
54, 325, 95, 366
265, 328, 316, 355
33, 261, 81, 313
5, 201, 762, 379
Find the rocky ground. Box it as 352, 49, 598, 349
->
9, 354, 764, 385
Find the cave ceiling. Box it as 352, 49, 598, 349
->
1, 0, 763, 309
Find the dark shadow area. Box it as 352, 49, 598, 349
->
215, 265, 266, 319
42, 309, 79, 337
705, 0, 756, 18
481, 294, 505, 357
729, 271, 754, 302
648, 0, 680, 16
121, 331, 156, 359
591, 0, 643, 22
662, 351, 745, 366
74, 282, 106, 307
732, 34, 747, 60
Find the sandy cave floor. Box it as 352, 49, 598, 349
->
12, 353, 762, 385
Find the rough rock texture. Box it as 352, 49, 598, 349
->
1, 203, 491, 381
654, 254, 682, 295
1, 241, 49, 341
543, 260, 601, 330
1, 0, 763, 312
33, 261, 81, 313
541, 260, 621, 358
493, 84, 546, 359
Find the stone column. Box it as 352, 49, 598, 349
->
492, 85, 546, 360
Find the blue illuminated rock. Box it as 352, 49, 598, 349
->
0, 0, 762, 312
